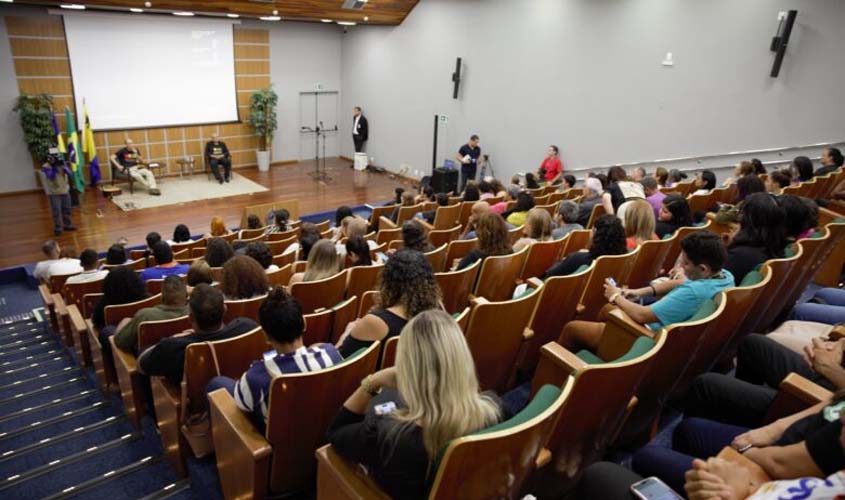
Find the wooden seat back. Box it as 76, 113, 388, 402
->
778, 231, 831, 310
431, 204, 462, 230
507, 225, 524, 246
303, 308, 334, 345
267, 227, 301, 242
50, 272, 80, 293
263, 342, 381, 495
63, 278, 105, 311
428, 225, 462, 248
346, 264, 384, 300
686, 191, 713, 214
104, 294, 161, 326
266, 235, 297, 255
138, 315, 193, 353
624, 238, 673, 289
290, 270, 347, 314
457, 201, 476, 227
673, 180, 696, 196
380, 336, 399, 369
435, 260, 481, 314
82, 293, 104, 319
533, 194, 551, 206
814, 220, 845, 287
445, 238, 478, 268
395, 204, 424, 225
473, 246, 529, 301
559, 229, 592, 258
238, 227, 269, 240
424, 244, 449, 272
661, 221, 710, 272
386, 240, 403, 251
146, 274, 188, 295
578, 251, 637, 320
313, 220, 331, 233
267, 264, 293, 288
272, 251, 297, 269
585, 203, 606, 229
368, 204, 397, 228
223, 294, 268, 323
375, 228, 401, 245
744, 251, 801, 334
357, 290, 379, 318
520, 238, 567, 279
464, 286, 542, 392
330, 296, 359, 345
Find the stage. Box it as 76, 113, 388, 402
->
0, 158, 407, 269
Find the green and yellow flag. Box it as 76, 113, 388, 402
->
64, 106, 85, 192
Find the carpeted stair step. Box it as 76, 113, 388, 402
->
0, 400, 120, 451
0, 415, 129, 466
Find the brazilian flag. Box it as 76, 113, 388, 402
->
64, 107, 85, 192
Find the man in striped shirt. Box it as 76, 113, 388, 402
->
206, 288, 342, 432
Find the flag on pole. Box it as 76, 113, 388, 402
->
51, 111, 65, 154
45, 111, 72, 181
64, 106, 85, 192
81, 102, 101, 186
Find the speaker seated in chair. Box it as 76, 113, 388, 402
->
205, 134, 232, 184
110, 154, 135, 194
111, 140, 161, 195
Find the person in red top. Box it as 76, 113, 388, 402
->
539, 145, 563, 184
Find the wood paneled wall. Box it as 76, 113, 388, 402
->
5, 15, 270, 181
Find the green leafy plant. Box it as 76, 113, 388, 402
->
248, 85, 278, 152
13, 93, 57, 163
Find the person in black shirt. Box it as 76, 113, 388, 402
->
816, 147, 843, 177
352, 106, 369, 155
722, 192, 786, 285
543, 214, 627, 279
655, 194, 693, 238
137, 283, 258, 385
113, 139, 160, 195
456, 135, 483, 192
205, 134, 232, 184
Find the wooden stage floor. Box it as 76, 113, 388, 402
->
0, 158, 407, 269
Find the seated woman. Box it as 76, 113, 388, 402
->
244, 241, 279, 272
328, 310, 504, 499
204, 237, 234, 268
462, 182, 481, 202
489, 178, 507, 198
331, 206, 354, 239
623, 199, 658, 251
456, 212, 513, 271
792, 288, 845, 325
513, 207, 553, 252
791, 156, 815, 183
288, 239, 339, 287
104, 243, 130, 267
552, 201, 583, 240
92, 266, 148, 360
721, 193, 786, 285
524, 172, 540, 189
345, 236, 373, 268
186, 259, 214, 290
655, 194, 693, 238
543, 214, 626, 279
711, 175, 767, 225
205, 216, 231, 238
220, 255, 269, 301
478, 180, 496, 200
561, 174, 577, 191
692, 170, 717, 195
400, 220, 434, 253
723, 160, 756, 186
338, 249, 440, 357
560, 232, 733, 352
780, 194, 817, 243
206, 287, 343, 433
168, 224, 192, 245
504, 191, 536, 227
765, 169, 793, 193
655, 167, 669, 187
264, 209, 290, 235
245, 214, 262, 230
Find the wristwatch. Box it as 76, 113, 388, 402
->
361, 375, 380, 397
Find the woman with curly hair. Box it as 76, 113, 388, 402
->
244, 241, 278, 272
204, 237, 234, 268
220, 255, 269, 300
338, 249, 441, 358
456, 212, 513, 271
542, 214, 627, 278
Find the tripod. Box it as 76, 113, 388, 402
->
479, 154, 496, 180
302, 122, 338, 182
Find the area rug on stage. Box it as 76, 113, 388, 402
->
109, 173, 268, 211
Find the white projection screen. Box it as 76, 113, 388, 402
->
62, 12, 239, 130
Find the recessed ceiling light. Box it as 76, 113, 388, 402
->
60, 4, 86, 9
129, 7, 143, 13
260, 15, 281, 21
173, 11, 194, 16
364, 16, 369, 21
227, 13, 239, 18
321, 19, 332, 23
272, 9, 278, 15
337, 21, 356, 26
144, 1, 151, 6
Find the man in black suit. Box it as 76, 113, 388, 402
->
352, 106, 368, 158
205, 134, 232, 184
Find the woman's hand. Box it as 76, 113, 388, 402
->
603, 279, 622, 302
685, 459, 733, 500
370, 367, 397, 390
732, 424, 782, 449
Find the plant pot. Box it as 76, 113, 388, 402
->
256, 150, 271, 172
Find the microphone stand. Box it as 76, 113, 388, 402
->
301, 123, 338, 182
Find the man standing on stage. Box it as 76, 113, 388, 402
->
456, 134, 483, 191
351, 106, 368, 166
41, 151, 76, 236
114, 139, 160, 195
205, 134, 232, 184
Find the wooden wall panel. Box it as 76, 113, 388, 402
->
6, 17, 270, 179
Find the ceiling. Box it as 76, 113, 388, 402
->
10, 0, 420, 25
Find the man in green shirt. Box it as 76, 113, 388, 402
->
112, 275, 188, 354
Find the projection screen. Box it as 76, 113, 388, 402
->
62, 12, 239, 130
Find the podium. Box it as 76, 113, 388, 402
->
431, 167, 458, 194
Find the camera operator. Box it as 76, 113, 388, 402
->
41, 150, 76, 236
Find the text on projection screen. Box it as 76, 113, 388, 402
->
62, 12, 239, 130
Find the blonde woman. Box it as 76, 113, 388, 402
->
205, 216, 231, 238
287, 239, 339, 287
327, 309, 504, 498
623, 199, 658, 251
513, 207, 553, 252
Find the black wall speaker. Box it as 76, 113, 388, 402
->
770, 10, 797, 77
451, 57, 462, 99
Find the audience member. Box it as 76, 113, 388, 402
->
138, 284, 258, 385
631, 166, 647, 182
735, 174, 766, 203
655, 194, 693, 238
345, 236, 373, 267
401, 220, 434, 253
168, 224, 191, 245
338, 249, 440, 357
139, 241, 189, 283
418, 193, 450, 224
334, 206, 354, 232
245, 214, 262, 230
329, 310, 504, 499
667, 169, 687, 187
791, 156, 815, 183
816, 147, 843, 177
575, 177, 612, 227
265, 209, 290, 234
723, 161, 755, 186
391, 192, 418, 223
641, 176, 666, 219
505, 191, 535, 226
766, 169, 793, 192
722, 192, 786, 284
34, 240, 71, 282
524, 173, 540, 189
456, 213, 513, 270
623, 199, 658, 250
562, 174, 577, 190
489, 178, 507, 198
751, 157, 767, 174
692, 170, 717, 194
207, 216, 230, 238
779, 195, 817, 242
220, 255, 269, 300
477, 180, 496, 200
462, 182, 481, 202
206, 287, 343, 432
513, 207, 552, 252
299, 233, 320, 261
204, 237, 234, 267
607, 166, 645, 210
543, 214, 626, 278
105, 243, 130, 266
186, 259, 214, 288
552, 201, 583, 240
244, 241, 278, 272
112, 275, 188, 354
91, 265, 147, 334
66, 249, 108, 284
289, 240, 340, 286
460, 201, 491, 240
655, 167, 669, 187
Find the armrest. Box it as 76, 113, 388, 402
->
208, 389, 271, 459
469, 296, 490, 308
526, 277, 544, 289
522, 328, 534, 340
763, 373, 834, 424
417, 219, 434, 232
315, 445, 391, 500
530, 341, 586, 398
454, 307, 471, 332
596, 308, 654, 361
68, 304, 86, 334
110, 335, 136, 373
39, 284, 54, 305
716, 447, 772, 485
378, 216, 397, 230
53, 293, 67, 317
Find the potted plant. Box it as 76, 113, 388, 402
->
13, 93, 57, 164
248, 85, 278, 172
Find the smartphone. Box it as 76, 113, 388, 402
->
630, 477, 683, 500
606, 277, 617, 287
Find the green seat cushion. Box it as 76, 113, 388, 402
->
576, 336, 656, 365
343, 347, 368, 362
835, 217, 845, 223
574, 264, 590, 273
662, 233, 672, 240
513, 287, 536, 300
784, 245, 796, 258
473, 384, 561, 436
810, 230, 824, 239
576, 350, 604, 364
689, 298, 717, 322
740, 270, 764, 287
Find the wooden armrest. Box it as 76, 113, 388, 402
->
575, 303, 585, 315
418, 219, 434, 231
522, 327, 534, 340
531, 342, 586, 397
110, 336, 136, 373
716, 447, 772, 484
315, 445, 391, 500
535, 448, 552, 468
469, 296, 490, 307
763, 373, 834, 424
527, 277, 544, 289
53, 294, 67, 316
208, 388, 271, 459
68, 304, 86, 334
596, 309, 654, 361
378, 216, 397, 230
39, 284, 54, 305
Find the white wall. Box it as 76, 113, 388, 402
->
0, 16, 39, 193
340, 0, 845, 179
